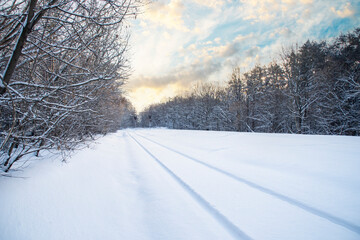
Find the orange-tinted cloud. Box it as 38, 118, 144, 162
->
331, 3, 355, 18
142, 0, 189, 31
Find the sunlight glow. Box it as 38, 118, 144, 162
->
128, 84, 184, 112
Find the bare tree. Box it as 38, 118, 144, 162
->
0, 0, 143, 173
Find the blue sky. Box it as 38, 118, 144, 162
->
127, 0, 360, 112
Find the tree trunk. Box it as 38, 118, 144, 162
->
0, 0, 38, 94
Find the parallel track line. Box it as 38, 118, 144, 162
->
134, 132, 360, 235
128, 133, 253, 240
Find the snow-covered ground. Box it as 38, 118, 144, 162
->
1, 129, 360, 240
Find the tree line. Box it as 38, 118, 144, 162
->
0, 0, 141, 173
139, 28, 360, 136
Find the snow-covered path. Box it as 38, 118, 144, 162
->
1, 129, 360, 240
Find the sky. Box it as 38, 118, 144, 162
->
126, 0, 360, 112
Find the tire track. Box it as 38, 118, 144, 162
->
134, 131, 360, 236
128, 132, 253, 240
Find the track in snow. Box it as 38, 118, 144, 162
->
128, 133, 253, 240
132, 131, 360, 236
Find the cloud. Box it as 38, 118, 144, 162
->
216, 33, 255, 57
181, 32, 254, 64
245, 46, 260, 57
238, 0, 317, 23
240, 0, 288, 23
300, 0, 313, 4
234, 33, 255, 43
130, 60, 223, 89
205, 42, 239, 58
142, 0, 189, 31
191, 0, 227, 8
269, 27, 294, 38
331, 3, 355, 18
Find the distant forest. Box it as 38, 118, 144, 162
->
139, 28, 360, 136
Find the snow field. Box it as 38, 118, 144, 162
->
130, 130, 360, 239
1, 128, 360, 240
